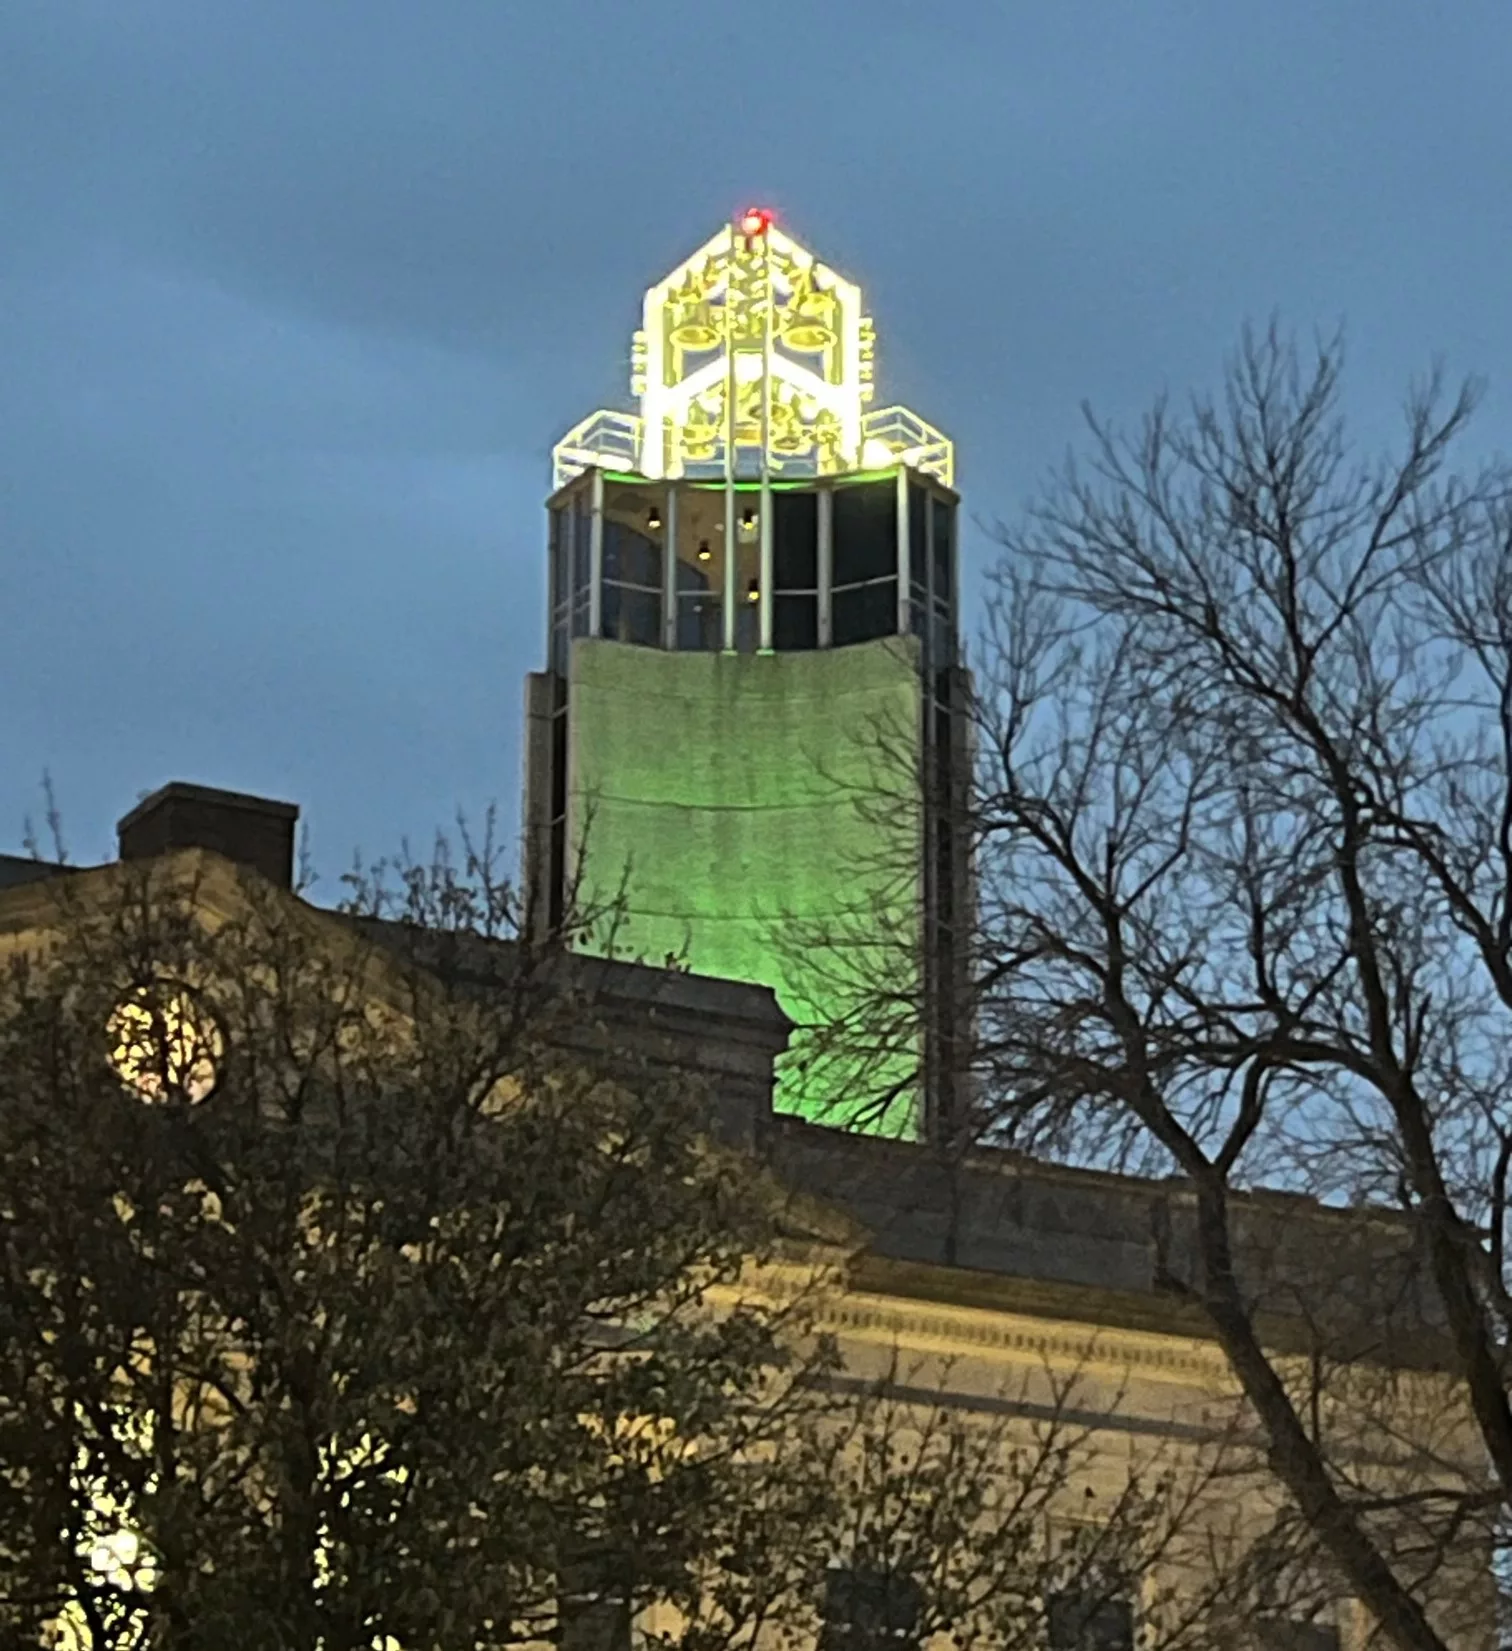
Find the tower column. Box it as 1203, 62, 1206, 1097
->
817, 487, 833, 647
758, 481, 773, 651
758, 228, 774, 653
588, 468, 605, 638
722, 223, 738, 652
722, 484, 737, 650
895, 467, 911, 637
661, 484, 678, 650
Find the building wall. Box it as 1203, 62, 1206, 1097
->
562, 634, 925, 1134
710, 1256, 1492, 1651
0, 838, 1494, 1648
754, 1124, 1493, 1651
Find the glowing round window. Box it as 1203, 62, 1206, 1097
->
107, 986, 224, 1105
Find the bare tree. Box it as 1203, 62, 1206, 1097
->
667, 1351, 1282, 1651
0, 835, 1248, 1651
943, 323, 1512, 1651
0, 842, 821, 1650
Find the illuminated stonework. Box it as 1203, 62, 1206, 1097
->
46, 1409, 159, 1650
553, 211, 952, 489
107, 985, 223, 1104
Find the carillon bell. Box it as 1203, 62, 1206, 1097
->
769, 400, 809, 456
780, 280, 837, 352
669, 298, 721, 351
682, 402, 719, 461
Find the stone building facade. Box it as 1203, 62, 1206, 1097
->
0, 781, 1490, 1651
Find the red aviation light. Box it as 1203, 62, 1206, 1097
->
738, 206, 773, 242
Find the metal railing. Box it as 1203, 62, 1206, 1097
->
552, 404, 954, 489
861, 406, 954, 487
552, 410, 644, 490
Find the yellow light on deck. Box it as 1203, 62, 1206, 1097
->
860, 437, 895, 469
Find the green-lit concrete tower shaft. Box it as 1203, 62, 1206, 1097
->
523, 211, 967, 1138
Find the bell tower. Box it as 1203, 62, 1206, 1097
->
523, 211, 967, 1139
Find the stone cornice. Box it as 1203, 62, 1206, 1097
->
822, 1278, 1231, 1384
727, 1252, 1234, 1386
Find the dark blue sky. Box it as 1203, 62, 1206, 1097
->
4, 1, 1511, 887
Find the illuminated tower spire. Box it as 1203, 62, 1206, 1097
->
527, 212, 966, 1138
555, 207, 950, 486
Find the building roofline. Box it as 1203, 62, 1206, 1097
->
116, 781, 299, 836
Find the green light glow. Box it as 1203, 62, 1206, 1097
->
600, 472, 849, 492
597, 471, 900, 491
567, 637, 924, 1136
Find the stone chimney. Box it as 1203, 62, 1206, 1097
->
117, 782, 299, 889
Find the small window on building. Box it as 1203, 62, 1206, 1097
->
774, 490, 820, 590
929, 603, 954, 672
821, 1566, 923, 1651
600, 518, 663, 647
677, 593, 721, 649
671, 485, 724, 651
832, 578, 897, 648
601, 584, 661, 647
1046, 1587, 1135, 1651
558, 1546, 631, 1651
602, 519, 661, 589
908, 482, 928, 596
776, 592, 819, 650
832, 480, 898, 587
831, 479, 900, 647
930, 496, 953, 605
559, 1592, 630, 1651
1256, 1618, 1341, 1651
573, 492, 594, 593
549, 505, 571, 615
